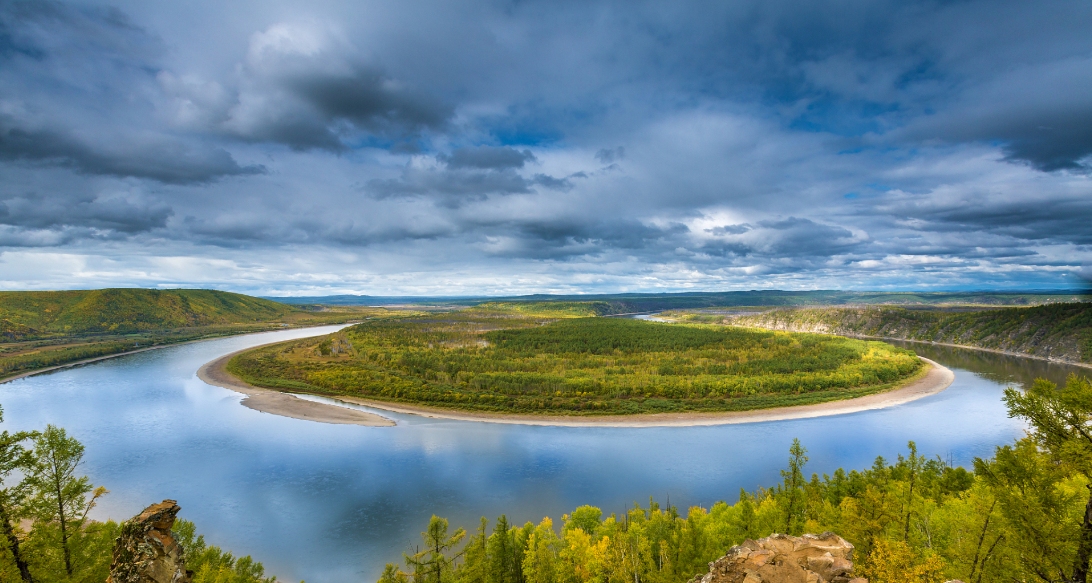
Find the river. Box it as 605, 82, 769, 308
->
1, 325, 1087, 582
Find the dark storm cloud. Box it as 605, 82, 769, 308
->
159, 22, 455, 152
438, 146, 536, 170
0, 0, 1090, 292
595, 147, 625, 164
0, 191, 171, 243
0, 1, 263, 184
879, 194, 1092, 245
0, 116, 264, 184
365, 148, 573, 206
702, 218, 863, 259
474, 218, 690, 260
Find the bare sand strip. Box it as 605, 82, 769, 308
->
197, 345, 395, 427
322, 357, 953, 427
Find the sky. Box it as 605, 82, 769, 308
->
1, 0, 1090, 296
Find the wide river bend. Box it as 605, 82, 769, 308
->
1, 325, 1086, 582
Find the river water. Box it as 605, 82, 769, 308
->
1, 325, 1088, 582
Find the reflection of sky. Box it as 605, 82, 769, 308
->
0, 330, 1054, 582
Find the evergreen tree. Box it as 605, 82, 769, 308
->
977, 374, 1092, 582
25, 425, 96, 578
487, 516, 516, 583
458, 518, 489, 583
404, 516, 465, 583
780, 438, 808, 535
0, 406, 36, 583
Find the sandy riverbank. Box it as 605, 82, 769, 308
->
197, 345, 395, 427
202, 349, 953, 427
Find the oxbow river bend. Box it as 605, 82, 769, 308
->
2, 324, 1087, 582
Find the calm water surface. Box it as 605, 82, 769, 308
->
2, 326, 1089, 582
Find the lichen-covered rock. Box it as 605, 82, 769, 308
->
693, 532, 866, 583
106, 500, 192, 583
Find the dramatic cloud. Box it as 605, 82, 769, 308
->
0, 0, 1089, 294
159, 22, 453, 152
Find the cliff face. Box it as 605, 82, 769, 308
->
693, 533, 865, 583
726, 303, 1092, 365
106, 500, 192, 583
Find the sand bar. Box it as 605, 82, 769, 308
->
197, 345, 395, 427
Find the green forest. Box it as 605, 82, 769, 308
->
0, 289, 302, 336
0, 405, 278, 583
0, 289, 404, 382
226, 305, 923, 415
378, 374, 1092, 583
675, 302, 1092, 365
5, 375, 1092, 582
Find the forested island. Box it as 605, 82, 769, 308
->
224, 301, 926, 417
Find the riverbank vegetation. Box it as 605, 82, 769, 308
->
380, 374, 1092, 583
0, 405, 277, 583
665, 301, 1092, 365
0, 288, 418, 382
226, 304, 923, 415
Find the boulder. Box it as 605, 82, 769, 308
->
106, 500, 192, 583
693, 532, 866, 583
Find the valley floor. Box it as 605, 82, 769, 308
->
201, 352, 953, 427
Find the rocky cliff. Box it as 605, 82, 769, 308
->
693, 532, 865, 583
106, 500, 192, 583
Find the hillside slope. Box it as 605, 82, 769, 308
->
0, 288, 299, 336
717, 302, 1092, 364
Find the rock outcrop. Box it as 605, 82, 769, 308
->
693, 532, 866, 583
106, 500, 192, 583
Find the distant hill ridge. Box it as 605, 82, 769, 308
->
0, 289, 299, 336
266, 289, 1090, 309
722, 302, 1092, 364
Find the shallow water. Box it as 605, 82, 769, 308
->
1, 326, 1087, 582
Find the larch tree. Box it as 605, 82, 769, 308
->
0, 406, 36, 583
977, 374, 1092, 583
780, 438, 809, 535
25, 425, 98, 579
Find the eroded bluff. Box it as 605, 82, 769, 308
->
106, 499, 192, 583
692, 532, 865, 583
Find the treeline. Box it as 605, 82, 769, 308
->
470, 302, 635, 318
228, 315, 922, 415
0, 297, 404, 382
380, 374, 1092, 583
705, 302, 1092, 364
0, 406, 277, 583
